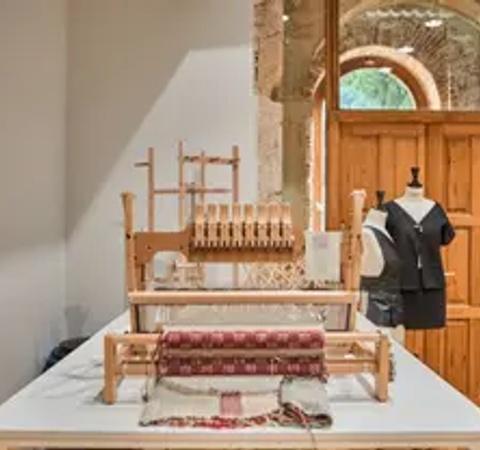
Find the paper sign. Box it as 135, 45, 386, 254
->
305, 231, 342, 283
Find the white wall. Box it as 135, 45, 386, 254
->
66, 0, 257, 336
0, 0, 67, 402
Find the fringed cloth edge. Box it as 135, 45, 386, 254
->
140, 404, 333, 429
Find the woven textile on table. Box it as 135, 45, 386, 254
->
155, 328, 327, 380
139, 376, 333, 429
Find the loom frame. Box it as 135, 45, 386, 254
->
103, 330, 390, 405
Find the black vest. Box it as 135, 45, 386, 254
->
384, 201, 455, 291
360, 226, 403, 327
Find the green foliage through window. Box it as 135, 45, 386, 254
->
340, 68, 416, 110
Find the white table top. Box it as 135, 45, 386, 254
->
1, 312, 480, 449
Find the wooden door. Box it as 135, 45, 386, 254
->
412, 123, 480, 404
326, 112, 480, 405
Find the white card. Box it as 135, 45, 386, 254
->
305, 231, 342, 283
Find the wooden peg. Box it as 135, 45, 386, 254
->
207, 204, 218, 248
268, 203, 281, 247
375, 333, 390, 402
257, 204, 268, 247
193, 204, 205, 247
280, 203, 293, 248
103, 334, 118, 404
244, 204, 255, 247
232, 204, 242, 247
219, 204, 230, 247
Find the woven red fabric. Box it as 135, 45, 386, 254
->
157, 356, 326, 377
155, 329, 327, 379
161, 329, 325, 350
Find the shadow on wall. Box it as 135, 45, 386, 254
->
65, 0, 254, 336
66, 0, 252, 237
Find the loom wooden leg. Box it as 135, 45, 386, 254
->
103, 334, 118, 404
375, 333, 390, 402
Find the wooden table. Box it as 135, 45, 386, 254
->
0, 313, 480, 449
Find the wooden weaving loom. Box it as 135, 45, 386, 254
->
103, 190, 391, 404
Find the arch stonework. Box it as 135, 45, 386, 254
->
342, 0, 480, 25
313, 45, 442, 110
312, 0, 480, 64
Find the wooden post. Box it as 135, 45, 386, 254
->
232, 145, 240, 203
232, 145, 240, 287
375, 333, 390, 402
147, 147, 155, 282
325, 0, 340, 235
200, 150, 206, 204
147, 147, 155, 232
349, 190, 365, 290
103, 334, 118, 404
325, 0, 339, 112
121, 192, 141, 330
121, 192, 136, 292
178, 140, 185, 228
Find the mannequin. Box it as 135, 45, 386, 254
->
394, 167, 436, 233
384, 167, 455, 330
360, 191, 404, 338
361, 191, 392, 277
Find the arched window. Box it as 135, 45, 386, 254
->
340, 68, 416, 110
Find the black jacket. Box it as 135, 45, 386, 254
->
384, 201, 455, 291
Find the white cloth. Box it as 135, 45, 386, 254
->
140, 377, 280, 424
280, 377, 331, 418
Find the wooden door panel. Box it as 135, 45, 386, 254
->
469, 320, 480, 404
339, 123, 424, 219
445, 229, 469, 304
445, 320, 469, 396
424, 328, 446, 378
342, 133, 378, 203
471, 229, 480, 307
404, 330, 425, 360
437, 129, 480, 307
393, 136, 424, 194
446, 137, 472, 213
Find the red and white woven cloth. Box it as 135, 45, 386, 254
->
155, 328, 327, 379
161, 328, 325, 349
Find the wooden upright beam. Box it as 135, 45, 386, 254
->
147, 147, 155, 233
200, 150, 206, 204
325, 0, 340, 232
325, 0, 339, 112
232, 145, 240, 287
178, 141, 185, 228
146, 148, 155, 281
232, 145, 240, 202
121, 192, 136, 292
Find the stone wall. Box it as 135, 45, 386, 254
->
254, 0, 284, 202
